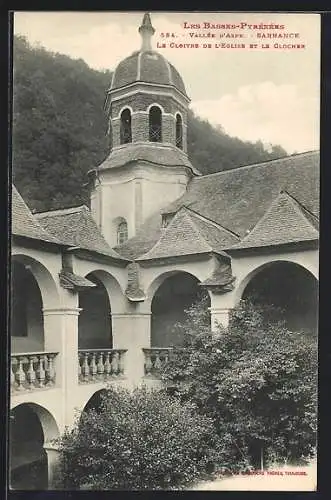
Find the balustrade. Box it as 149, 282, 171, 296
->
11, 352, 58, 392
78, 349, 127, 383
143, 348, 173, 377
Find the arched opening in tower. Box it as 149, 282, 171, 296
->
120, 108, 132, 144
175, 113, 183, 149
149, 106, 162, 142
78, 274, 113, 349
242, 261, 318, 335
151, 272, 210, 347
11, 260, 44, 353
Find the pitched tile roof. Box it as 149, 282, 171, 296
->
35, 206, 125, 260
115, 151, 319, 259
12, 186, 62, 245
164, 151, 319, 237
229, 191, 319, 250
137, 208, 237, 261
114, 211, 162, 260
97, 143, 200, 175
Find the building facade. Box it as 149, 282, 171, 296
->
10, 13, 319, 490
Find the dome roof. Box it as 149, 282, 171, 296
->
111, 50, 187, 97
110, 13, 188, 98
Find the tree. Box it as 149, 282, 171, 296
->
162, 298, 317, 471
56, 386, 220, 490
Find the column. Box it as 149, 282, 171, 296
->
111, 311, 151, 385
43, 289, 81, 429
209, 290, 236, 334
44, 443, 61, 489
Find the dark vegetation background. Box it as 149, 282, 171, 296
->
12, 36, 287, 212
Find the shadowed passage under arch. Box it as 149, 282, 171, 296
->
242, 261, 318, 335
10, 403, 59, 490
151, 272, 210, 347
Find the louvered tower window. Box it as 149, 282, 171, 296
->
120, 108, 132, 144
149, 106, 162, 142
175, 113, 183, 149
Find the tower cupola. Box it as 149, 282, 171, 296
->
90, 12, 200, 248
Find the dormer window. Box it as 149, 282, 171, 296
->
161, 212, 175, 228
117, 219, 128, 245
175, 113, 183, 149
149, 106, 162, 142
120, 108, 132, 144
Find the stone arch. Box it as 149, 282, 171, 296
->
9, 402, 60, 490
82, 269, 126, 313
236, 260, 318, 334
12, 254, 60, 309
82, 388, 108, 415
11, 255, 60, 353
148, 270, 210, 347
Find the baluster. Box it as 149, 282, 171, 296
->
110, 351, 119, 376
97, 352, 105, 378
46, 354, 56, 386
26, 355, 37, 389
90, 352, 97, 380
37, 355, 46, 387
78, 353, 82, 381
118, 350, 125, 376
82, 352, 90, 381
144, 350, 153, 376
154, 351, 162, 372
104, 351, 111, 378
15, 356, 26, 390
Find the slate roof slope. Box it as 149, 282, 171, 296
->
97, 143, 201, 175
12, 186, 62, 245
229, 191, 319, 250
137, 208, 238, 261
163, 151, 319, 238
115, 151, 319, 260
35, 206, 125, 260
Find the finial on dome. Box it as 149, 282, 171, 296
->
138, 12, 155, 51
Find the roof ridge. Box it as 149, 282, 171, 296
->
179, 208, 213, 252
230, 190, 319, 249
280, 190, 319, 222
139, 208, 211, 259
184, 206, 241, 239
35, 205, 89, 218
193, 150, 320, 181
278, 190, 319, 232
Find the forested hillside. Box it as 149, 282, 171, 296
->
12, 36, 287, 212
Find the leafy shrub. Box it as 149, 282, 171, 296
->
162, 299, 317, 471
56, 386, 220, 490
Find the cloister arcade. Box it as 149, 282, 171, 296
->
9, 246, 318, 489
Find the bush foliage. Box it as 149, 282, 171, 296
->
162, 298, 317, 471
56, 386, 220, 490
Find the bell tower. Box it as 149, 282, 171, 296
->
89, 12, 200, 248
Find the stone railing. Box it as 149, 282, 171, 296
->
143, 348, 174, 378
11, 352, 58, 392
78, 349, 127, 384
